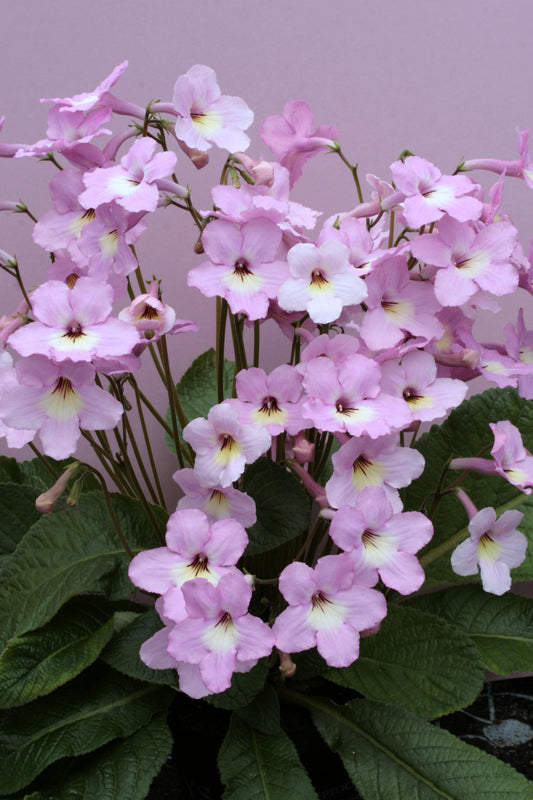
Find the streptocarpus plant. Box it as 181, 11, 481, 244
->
0, 62, 533, 800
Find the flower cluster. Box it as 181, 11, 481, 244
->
0, 62, 531, 700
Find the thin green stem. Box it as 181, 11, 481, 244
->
128, 378, 167, 508
27, 443, 60, 480
80, 464, 134, 558
335, 148, 364, 203
253, 319, 260, 368
216, 297, 228, 404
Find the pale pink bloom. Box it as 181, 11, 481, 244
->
188, 218, 286, 320
301, 354, 410, 438
325, 434, 425, 511
15, 107, 112, 158
462, 127, 533, 190
183, 402, 271, 488
32, 169, 98, 256
79, 138, 179, 213
167, 572, 274, 694
411, 216, 518, 306
278, 240, 367, 324
0, 350, 35, 448
233, 364, 306, 435
0, 355, 122, 459
451, 506, 527, 595
260, 100, 338, 187
41, 61, 128, 113
119, 281, 177, 340
172, 468, 256, 528
299, 332, 360, 367
173, 65, 253, 153
318, 215, 387, 276
76, 202, 147, 279
233, 152, 275, 187
0, 298, 30, 347
8, 278, 140, 363
272, 554, 387, 667
491, 420, 533, 492
380, 350, 468, 423
390, 156, 482, 228
360, 255, 443, 351
505, 309, 533, 399
458, 328, 529, 389
128, 508, 248, 597
329, 487, 433, 594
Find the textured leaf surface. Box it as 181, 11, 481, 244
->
206, 658, 269, 710
312, 697, 533, 799
0, 483, 41, 567
54, 712, 172, 800
101, 608, 180, 689
327, 605, 484, 718
165, 347, 234, 453
0, 664, 172, 794
404, 388, 533, 585
407, 585, 533, 675
234, 683, 281, 735
0, 597, 116, 708
0, 492, 162, 653
218, 715, 319, 800
242, 458, 310, 557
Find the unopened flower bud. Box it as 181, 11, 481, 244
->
35, 462, 80, 513
278, 650, 297, 678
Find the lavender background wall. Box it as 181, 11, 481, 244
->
1, 0, 533, 500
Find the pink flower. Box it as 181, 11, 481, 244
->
233, 365, 306, 435
41, 61, 129, 113
172, 468, 256, 528
0, 355, 122, 459
278, 239, 367, 324
329, 487, 433, 594
272, 554, 387, 667
173, 65, 253, 153
390, 156, 482, 228
8, 278, 140, 363
451, 506, 527, 595
79, 138, 179, 213
183, 402, 271, 488
260, 101, 338, 187
15, 107, 112, 158
188, 218, 286, 320
167, 572, 274, 694
128, 508, 248, 596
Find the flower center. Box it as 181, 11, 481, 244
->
361, 529, 379, 548
65, 273, 80, 289
259, 396, 279, 415
310, 269, 328, 286
62, 323, 84, 341
311, 591, 331, 612
51, 377, 76, 399
215, 611, 234, 631
220, 433, 237, 452
233, 257, 253, 280
402, 387, 422, 403
140, 304, 160, 320
188, 553, 209, 577
352, 453, 372, 476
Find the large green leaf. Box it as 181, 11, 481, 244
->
326, 605, 484, 718
404, 388, 533, 585
218, 714, 319, 800
0, 597, 116, 708
407, 585, 533, 675
311, 697, 533, 799
53, 712, 172, 800
242, 458, 311, 557
165, 347, 234, 453
0, 483, 42, 570
101, 608, 180, 689
0, 664, 172, 795
0, 492, 162, 654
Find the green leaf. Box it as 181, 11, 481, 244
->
165, 347, 234, 453
0, 492, 162, 654
407, 585, 533, 675
404, 388, 533, 585
0, 483, 42, 570
0, 663, 172, 795
234, 683, 281, 735
53, 712, 172, 800
326, 605, 484, 718
206, 658, 269, 710
0, 596, 116, 708
311, 697, 533, 800
218, 714, 319, 800
101, 608, 180, 689
242, 458, 311, 557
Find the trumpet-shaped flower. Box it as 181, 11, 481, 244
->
8, 277, 140, 363
0, 355, 123, 459
172, 468, 256, 528
272, 554, 387, 667
188, 218, 286, 320
278, 239, 367, 324
329, 487, 433, 594
451, 506, 527, 595
183, 402, 271, 487
173, 65, 253, 153
167, 572, 274, 694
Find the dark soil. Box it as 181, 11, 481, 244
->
146, 677, 533, 799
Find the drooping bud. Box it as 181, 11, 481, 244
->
35, 462, 81, 513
